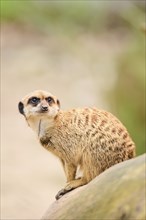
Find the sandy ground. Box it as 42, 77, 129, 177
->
1, 24, 125, 220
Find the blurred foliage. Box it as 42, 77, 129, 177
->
111, 33, 145, 155
1, 1, 107, 33
1, 1, 145, 34
107, 2, 145, 156
1, 0, 145, 155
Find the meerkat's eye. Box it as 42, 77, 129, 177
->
28, 97, 40, 105
46, 96, 53, 103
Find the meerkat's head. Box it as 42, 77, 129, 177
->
18, 90, 60, 121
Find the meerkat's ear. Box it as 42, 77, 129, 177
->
57, 99, 61, 110
18, 102, 24, 115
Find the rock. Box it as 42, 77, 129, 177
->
42, 154, 145, 220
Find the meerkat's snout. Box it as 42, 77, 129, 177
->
37, 99, 49, 113
41, 104, 48, 112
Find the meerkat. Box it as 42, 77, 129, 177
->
18, 90, 136, 200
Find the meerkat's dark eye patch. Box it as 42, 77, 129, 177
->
28, 97, 40, 106
45, 96, 54, 104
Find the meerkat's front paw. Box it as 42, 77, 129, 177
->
55, 187, 73, 200
55, 178, 87, 200
55, 182, 75, 200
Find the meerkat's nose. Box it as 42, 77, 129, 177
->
41, 105, 48, 112
41, 99, 49, 112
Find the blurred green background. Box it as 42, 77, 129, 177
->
1, 1, 145, 220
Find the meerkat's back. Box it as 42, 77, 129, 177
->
53, 107, 135, 172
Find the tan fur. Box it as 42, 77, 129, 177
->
18, 90, 136, 199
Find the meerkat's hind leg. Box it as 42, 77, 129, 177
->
55, 177, 87, 200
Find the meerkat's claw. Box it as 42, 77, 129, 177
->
55, 187, 73, 200
55, 178, 87, 200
